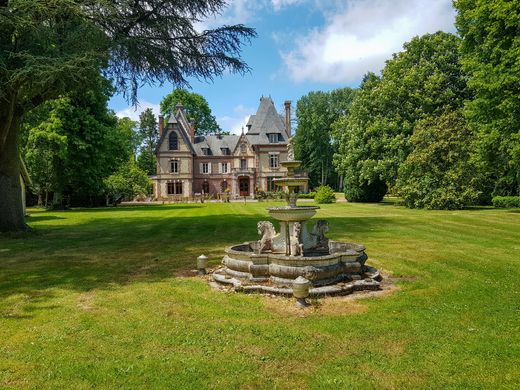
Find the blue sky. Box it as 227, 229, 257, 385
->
111, 0, 457, 134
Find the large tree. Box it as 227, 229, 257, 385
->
334, 32, 470, 201
0, 0, 255, 231
136, 108, 158, 175
160, 89, 221, 135
294, 88, 356, 189
455, 0, 520, 196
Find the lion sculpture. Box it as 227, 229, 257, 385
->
290, 222, 304, 257
257, 221, 276, 253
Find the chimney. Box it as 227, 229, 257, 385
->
284, 100, 291, 137
159, 115, 164, 137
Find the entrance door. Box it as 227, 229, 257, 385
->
239, 177, 249, 196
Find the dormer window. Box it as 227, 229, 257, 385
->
268, 133, 279, 143
168, 132, 178, 150
202, 147, 211, 156
221, 147, 230, 155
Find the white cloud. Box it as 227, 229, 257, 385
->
116, 101, 160, 121
217, 104, 255, 135
281, 0, 457, 83
271, 0, 304, 11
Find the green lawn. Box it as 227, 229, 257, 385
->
0, 201, 519, 389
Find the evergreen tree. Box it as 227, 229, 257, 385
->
137, 108, 158, 175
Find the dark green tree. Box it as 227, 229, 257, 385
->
334, 32, 470, 201
455, 0, 520, 196
0, 0, 255, 231
137, 108, 158, 175
396, 111, 480, 209
160, 89, 221, 135
294, 88, 356, 189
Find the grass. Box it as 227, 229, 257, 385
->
0, 201, 519, 389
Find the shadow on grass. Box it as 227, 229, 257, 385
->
0, 211, 399, 305
26, 215, 66, 222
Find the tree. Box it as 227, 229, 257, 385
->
294, 88, 356, 189
334, 32, 470, 201
160, 89, 221, 135
117, 117, 140, 159
136, 108, 158, 175
396, 111, 480, 209
455, 0, 520, 197
104, 160, 152, 205
0, 0, 255, 231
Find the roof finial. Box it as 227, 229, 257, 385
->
241, 126, 244, 135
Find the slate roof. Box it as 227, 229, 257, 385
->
246, 96, 287, 136
193, 135, 240, 156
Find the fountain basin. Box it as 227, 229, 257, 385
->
273, 177, 309, 188
267, 205, 319, 221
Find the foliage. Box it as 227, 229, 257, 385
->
334, 32, 470, 201
117, 117, 140, 159
160, 89, 221, 135
294, 88, 356, 188
24, 117, 68, 207
297, 192, 316, 199
492, 196, 520, 208
455, 0, 520, 196
0, 0, 255, 231
104, 160, 152, 203
313, 185, 336, 204
344, 175, 387, 203
22, 77, 133, 205
396, 111, 480, 209
255, 190, 285, 201
137, 108, 158, 175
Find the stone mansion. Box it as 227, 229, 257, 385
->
153, 96, 297, 199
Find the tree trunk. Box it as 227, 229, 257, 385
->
0, 118, 27, 232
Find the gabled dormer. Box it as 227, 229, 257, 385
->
156, 104, 196, 155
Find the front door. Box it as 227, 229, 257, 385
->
239, 177, 249, 196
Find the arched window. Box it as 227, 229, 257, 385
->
169, 132, 178, 150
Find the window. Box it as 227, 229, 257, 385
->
269, 153, 279, 168
170, 159, 179, 173
267, 177, 278, 192
167, 182, 183, 195
168, 132, 178, 150
202, 181, 209, 194
202, 147, 211, 155
221, 181, 228, 191
201, 163, 210, 174
175, 182, 183, 195
221, 148, 230, 155
268, 133, 279, 143
220, 162, 229, 174
240, 158, 247, 170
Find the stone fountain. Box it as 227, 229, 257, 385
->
212, 139, 382, 297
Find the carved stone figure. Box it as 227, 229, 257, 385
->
311, 220, 329, 250
290, 222, 304, 256
257, 221, 276, 253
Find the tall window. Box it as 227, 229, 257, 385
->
167, 181, 183, 195
269, 153, 279, 168
202, 181, 209, 194
240, 158, 247, 170
202, 163, 210, 174
221, 162, 229, 173
268, 133, 279, 143
170, 159, 179, 173
169, 132, 178, 150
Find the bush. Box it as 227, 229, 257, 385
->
314, 185, 336, 204
344, 178, 387, 203
298, 191, 316, 199
492, 196, 520, 208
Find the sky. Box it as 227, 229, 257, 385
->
111, 0, 457, 135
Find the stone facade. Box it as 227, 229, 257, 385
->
153, 97, 302, 199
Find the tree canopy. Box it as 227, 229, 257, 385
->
136, 108, 159, 175
455, 0, 520, 196
294, 88, 356, 189
160, 89, 221, 135
0, 0, 255, 231
334, 32, 470, 202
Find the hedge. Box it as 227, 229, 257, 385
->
492, 196, 520, 208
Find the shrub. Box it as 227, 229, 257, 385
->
344, 178, 387, 203
314, 185, 336, 204
298, 191, 316, 199
492, 196, 520, 208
